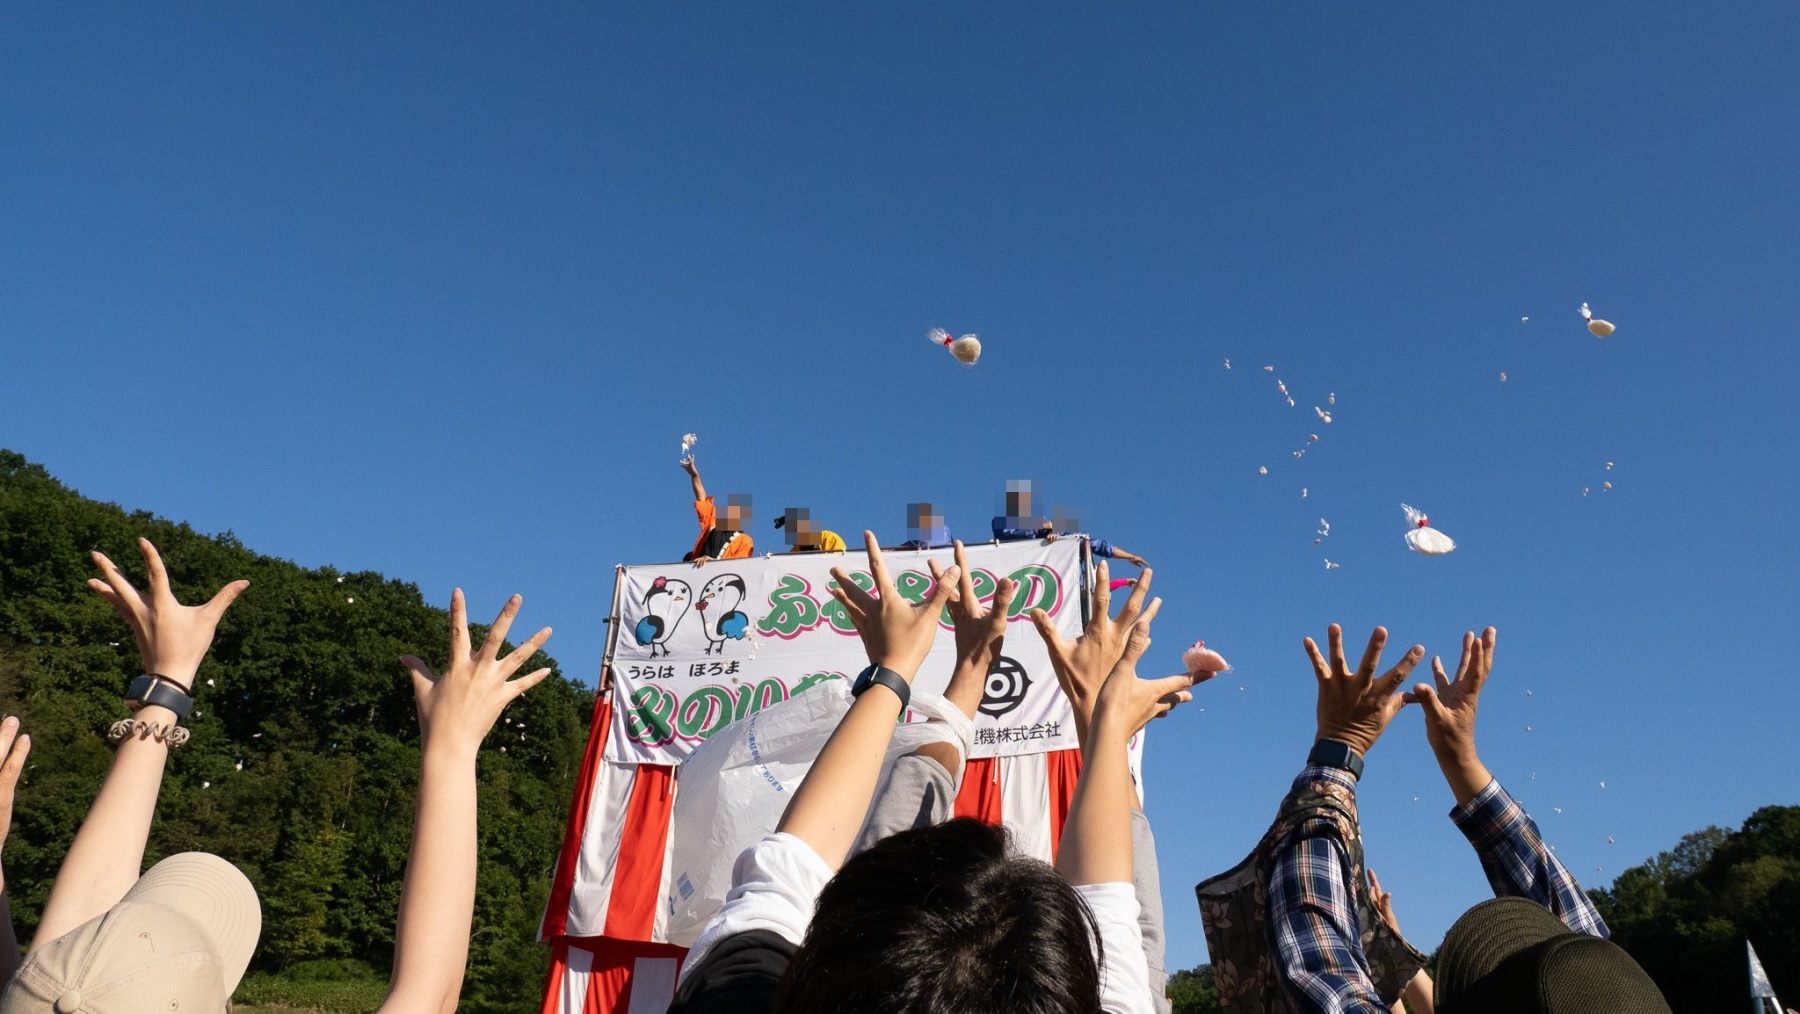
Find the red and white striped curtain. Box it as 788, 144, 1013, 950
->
538, 690, 1086, 1014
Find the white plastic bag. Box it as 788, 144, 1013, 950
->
662, 679, 973, 947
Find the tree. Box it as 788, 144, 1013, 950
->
1592, 806, 1800, 1012
0, 449, 595, 1012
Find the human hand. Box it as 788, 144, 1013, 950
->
680, 456, 699, 477
690, 555, 713, 567
1029, 562, 1156, 718
828, 531, 959, 678
1124, 553, 1147, 567
1303, 624, 1423, 758
0, 716, 30, 890
401, 590, 553, 758
1404, 628, 1496, 768
1043, 531, 1059, 542
928, 541, 1016, 674
87, 538, 250, 691
1089, 597, 1196, 739
1367, 868, 1402, 936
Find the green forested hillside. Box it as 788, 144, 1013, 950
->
0, 450, 595, 1012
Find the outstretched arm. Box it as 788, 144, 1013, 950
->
1055, 597, 1191, 887
1406, 629, 1608, 937
682, 456, 707, 501
382, 591, 553, 1014
32, 539, 248, 948
0, 715, 31, 983
1267, 624, 1422, 1014
776, 532, 958, 870
1368, 869, 1436, 1014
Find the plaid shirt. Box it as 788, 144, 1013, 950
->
1268, 767, 1609, 1013
1448, 777, 1610, 938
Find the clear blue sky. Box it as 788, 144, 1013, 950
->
5, 1, 1798, 973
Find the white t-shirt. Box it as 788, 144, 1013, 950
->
676, 833, 1154, 1014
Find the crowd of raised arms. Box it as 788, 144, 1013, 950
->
0, 530, 1675, 1013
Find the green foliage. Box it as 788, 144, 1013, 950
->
1590, 806, 1800, 1012
1166, 964, 1222, 1014
0, 450, 595, 1013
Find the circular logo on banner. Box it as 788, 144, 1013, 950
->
978, 655, 1032, 718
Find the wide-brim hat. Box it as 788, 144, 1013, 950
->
1437, 897, 1669, 1013
2, 852, 261, 1013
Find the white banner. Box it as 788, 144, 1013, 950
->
604, 538, 1090, 766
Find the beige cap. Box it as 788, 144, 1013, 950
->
2, 853, 261, 1014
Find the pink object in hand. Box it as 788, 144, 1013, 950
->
1182, 640, 1231, 680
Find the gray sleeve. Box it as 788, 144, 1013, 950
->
1131, 806, 1171, 1014
852, 751, 957, 855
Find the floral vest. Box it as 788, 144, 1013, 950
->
1194, 773, 1426, 1013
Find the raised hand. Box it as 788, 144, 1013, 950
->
1303, 623, 1423, 757
1089, 597, 1196, 738
1405, 627, 1498, 805
828, 531, 959, 678
401, 590, 553, 756
0, 716, 30, 892
1405, 627, 1497, 766
1029, 561, 1156, 725
1367, 867, 1402, 936
87, 538, 250, 690
928, 541, 1016, 673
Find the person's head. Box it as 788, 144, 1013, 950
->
1435, 898, 1670, 1013
721, 493, 752, 531
906, 501, 945, 543
1003, 479, 1035, 525
776, 507, 821, 547
777, 818, 1101, 1013
2, 852, 261, 1014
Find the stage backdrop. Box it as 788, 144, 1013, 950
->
604, 538, 1089, 765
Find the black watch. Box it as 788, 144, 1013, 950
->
1308, 738, 1365, 780
125, 674, 195, 720
851, 664, 910, 710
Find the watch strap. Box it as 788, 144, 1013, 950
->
126, 674, 195, 720
1308, 738, 1365, 780
852, 664, 911, 711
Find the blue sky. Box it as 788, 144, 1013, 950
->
5, 1, 1798, 974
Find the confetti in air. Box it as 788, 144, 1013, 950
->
1553, 807, 1563, 815
1301, 487, 1309, 499
1224, 359, 1231, 370
1258, 466, 1268, 475
1521, 316, 1530, 323
1500, 371, 1509, 383
1579, 303, 1616, 337
1323, 559, 1340, 570
1315, 406, 1333, 424
1328, 392, 1336, 406
1263, 365, 1274, 373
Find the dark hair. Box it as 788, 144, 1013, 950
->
775, 818, 1102, 1014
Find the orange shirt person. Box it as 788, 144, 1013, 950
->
681, 456, 754, 564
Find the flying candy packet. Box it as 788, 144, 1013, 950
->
1579, 302, 1616, 338
927, 327, 982, 365
1182, 640, 1231, 681
1401, 503, 1456, 555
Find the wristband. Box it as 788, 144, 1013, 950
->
1308, 738, 1365, 780
851, 664, 911, 711
125, 673, 195, 720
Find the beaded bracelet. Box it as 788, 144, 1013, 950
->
108, 719, 190, 748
